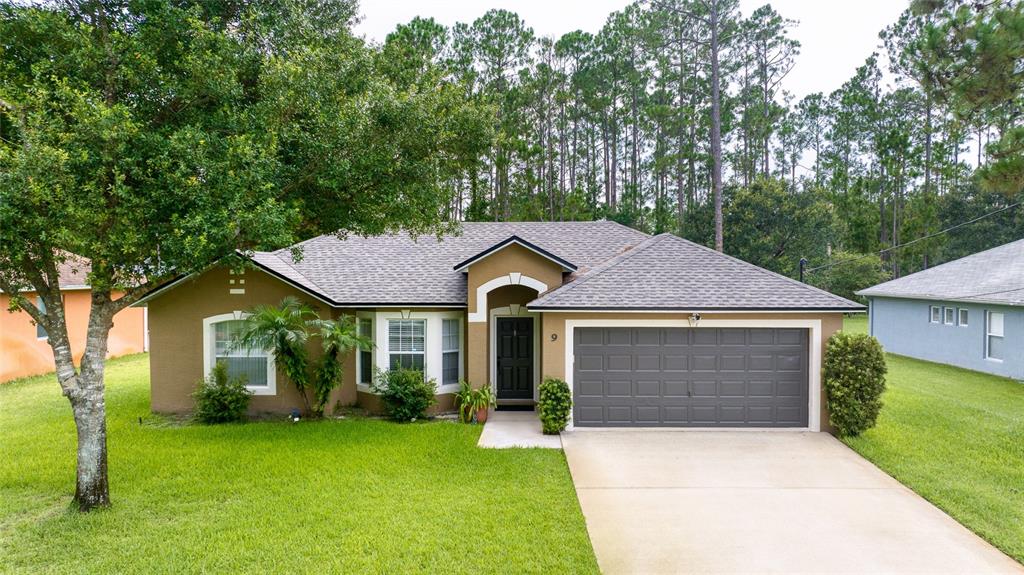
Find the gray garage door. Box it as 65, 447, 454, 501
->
573, 327, 809, 427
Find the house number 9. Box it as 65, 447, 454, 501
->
550, 333, 558, 342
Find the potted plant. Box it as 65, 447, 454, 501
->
453, 380, 475, 423
472, 385, 496, 424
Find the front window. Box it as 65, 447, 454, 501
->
442, 318, 461, 386
213, 319, 269, 387
944, 307, 955, 325
958, 308, 968, 327
930, 306, 941, 323
986, 311, 1004, 361
388, 319, 425, 371
358, 317, 373, 385
36, 296, 47, 339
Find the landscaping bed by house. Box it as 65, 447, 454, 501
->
0, 354, 598, 574
842, 316, 1024, 564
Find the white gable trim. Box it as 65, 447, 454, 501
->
468, 273, 548, 323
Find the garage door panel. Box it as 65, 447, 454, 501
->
578, 380, 604, 397
693, 330, 718, 345
664, 380, 688, 397
664, 329, 689, 346
605, 380, 632, 397
573, 327, 808, 427
692, 355, 718, 371
692, 380, 717, 397
607, 406, 631, 423
719, 380, 746, 397
635, 329, 661, 346
577, 355, 603, 372
720, 355, 746, 371
606, 328, 632, 346
664, 355, 688, 371
635, 406, 660, 424
635, 380, 661, 397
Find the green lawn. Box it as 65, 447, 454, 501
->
841, 315, 1024, 564
0, 355, 598, 574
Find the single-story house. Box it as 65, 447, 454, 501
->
141, 221, 862, 430
858, 237, 1023, 380
1, 259, 148, 382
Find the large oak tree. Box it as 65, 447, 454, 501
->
0, 0, 489, 511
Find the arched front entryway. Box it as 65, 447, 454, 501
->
487, 285, 542, 405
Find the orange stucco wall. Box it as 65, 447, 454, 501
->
0, 290, 147, 382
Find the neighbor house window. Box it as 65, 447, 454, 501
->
36, 296, 47, 339
958, 308, 969, 327
388, 319, 425, 371
930, 306, 941, 323
357, 317, 373, 386
213, 319, 270, 387
944, 307, 955, 325
442, 318, 461, 386
986, 311, 1004, 361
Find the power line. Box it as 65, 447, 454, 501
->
805, 201, 1022, 274
949, 284, 1024, 301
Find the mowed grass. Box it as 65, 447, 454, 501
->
841, 315, 1024, 563
0, 355, 598, 574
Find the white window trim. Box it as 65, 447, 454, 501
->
985, 310, 1004, 362
958, 308, 969, 327
355, 311, 375, 389
563, 318, 822, 432
202, 312, 277, 396
929, 305, 941, 324
363, 310, 465, 395
489, 306, 541, 402
943, 306, 955, 326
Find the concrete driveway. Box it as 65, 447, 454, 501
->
561, 430, 1022, 574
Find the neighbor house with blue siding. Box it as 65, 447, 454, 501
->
857, 238, 1023, 380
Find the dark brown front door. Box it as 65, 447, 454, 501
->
496, 317, 534, 400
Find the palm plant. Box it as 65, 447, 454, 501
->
311, 315, 372, 417
235, 296, 317, 414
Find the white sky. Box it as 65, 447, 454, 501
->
353, 0, 910, 100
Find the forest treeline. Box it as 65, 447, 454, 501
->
378, 0, 1023, 299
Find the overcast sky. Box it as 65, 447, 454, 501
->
353, 0, 909, 100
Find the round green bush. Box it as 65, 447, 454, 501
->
823, 331, 888, 437
538, 378, 571, 435
192, 363, 253, 424
371, 368, 437, 422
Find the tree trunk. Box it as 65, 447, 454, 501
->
70, 388, 110, 510
709, 0, 725, 252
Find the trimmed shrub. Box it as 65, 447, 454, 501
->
192, 363, 252, 424
372, 368, 437, 422
823, 331, 888, 437
538, 377, 571, 435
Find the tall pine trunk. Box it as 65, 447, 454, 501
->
709, 0, 725, 252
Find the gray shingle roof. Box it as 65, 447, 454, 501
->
857, 238, 1024, 307
249, 221, 648, 305
528, 234, 862, 310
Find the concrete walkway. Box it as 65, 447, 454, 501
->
477, 411, 562, 448
562, 430, 1022, 574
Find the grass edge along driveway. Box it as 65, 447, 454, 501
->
842, 316, 1024, 565
0, 354, 598, 574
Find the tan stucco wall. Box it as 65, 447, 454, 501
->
464, 244, 564, 388
148, 265, 357, 414
1, 290, 147, 382
540, 311, 844, 432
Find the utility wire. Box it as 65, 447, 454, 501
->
805, 201, 1022, 274
947, 284, 1024, 301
